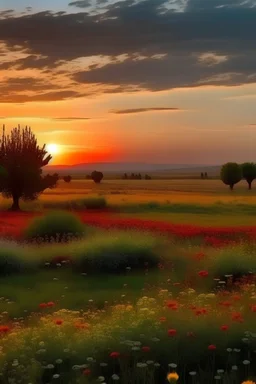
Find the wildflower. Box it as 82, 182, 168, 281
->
167, 372, 179, 382
56, 359, 63, 364
168, 363, 177, 368
189, 372, 197, 376
39, 303, 47, 309
217, 369, 224, 374
97, 376, 105, 382
47, 302, 55, 307
137, 362, 147, 368
146, 360, 154, 365
226, 348, 232, 352
220, 325, 229, 331
167, 300, 179, 310
83, 369, 91, 376
198, 270, 209, 277
53, 374, 60, 379
208, 344, 216, 351
251, 304, 256, 312
168, 329, 177, 337
110, 352, 120, 358
231, 365, 238, 370
142, 346, 150, 352
54, 319, 63, 325
242, 360, 250, 365
0, 326, 10, 333
241, 381, 255, 384
160, 317, 167, 322
112, 374, 120, 380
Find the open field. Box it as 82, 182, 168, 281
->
0, 180, 256, 383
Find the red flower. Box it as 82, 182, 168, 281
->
220, 325, 229, 331
142, 346, 150, 352
208, 344, 216, 351
0, 325, 10, 333
110, 352, 120, 358
168, 329, 177, 337
251, 304, 256, 313
219, 301, 231, 307
47, 301, 55, 307
194, 252, 206, 261
83, 369, 91, 376
198, 270, 209, 277
232, 295, 241, 301
167, 300, 179, 311
231, 312, 244, 323
54, 319, 63, 325
39, 303, 47, 309
160, 317, 167, 323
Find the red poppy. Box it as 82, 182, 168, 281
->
168, 329, 177, 337
219, 301, 231, 307
198, 270, 209, 277
47, 302, 55, 307
54, 319, 63, 325
39, 303, 47, 309
110, 352, 120, 358
0, 325, 10, 333
220, 325, 229, 331
231, 312, 244, 323
83, 369, 91, 376
232, 295, 241, 301
251, 304, 256, 313
142, 346, 150, 352
167, 300, 179, 310
160, 317, 167, 323
208, 344, 216, 350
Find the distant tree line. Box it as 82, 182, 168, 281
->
122, 173, 152, 180
200, 172, 208, 179
221, 162, 256, 190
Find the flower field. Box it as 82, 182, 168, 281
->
0, 208, 255, 383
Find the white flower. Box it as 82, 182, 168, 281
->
56, 359, 63, 364
168, 363, 177, 368
231, 365, 238, 371
137, 363, 147, 368
72, 365, 81, 371
146, 360, 154, 365
243, 360, 250, 365
189, 372, 197, 376
87, 357, 94, 362
131, 347, 140, 351
53, 374, 60, 379
97, 376, 105, 382
112, 374, 120, 380
226, 348, 232, 353
46, 364, 54, 369
217, 369, 224, 374
39, 341, 45, 347
233, 348, 240, 352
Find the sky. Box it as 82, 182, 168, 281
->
1, 0, 256, 165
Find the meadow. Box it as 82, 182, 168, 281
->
0, 178, 256, 384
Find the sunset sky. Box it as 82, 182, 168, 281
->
1, 0, 256, 165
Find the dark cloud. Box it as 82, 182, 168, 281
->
68, 0, 91, 7
0, 0, 256, 102
111, 107, 181, 114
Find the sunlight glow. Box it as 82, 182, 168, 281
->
46, 143, 60, 155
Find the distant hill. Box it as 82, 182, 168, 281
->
43, 162, 221, 177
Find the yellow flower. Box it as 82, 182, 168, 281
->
241, 381, 256, 384
167, 372, 179, 382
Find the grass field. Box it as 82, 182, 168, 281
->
0, 180, 256, 383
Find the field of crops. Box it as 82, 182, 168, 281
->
0, 180, 256, 383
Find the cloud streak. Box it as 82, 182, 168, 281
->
111, 107, 181, 114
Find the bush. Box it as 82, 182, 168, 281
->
83, 197, 107, 210
0, 240, 35, 276
73, 231, 161, 273
23, 211, 85, 242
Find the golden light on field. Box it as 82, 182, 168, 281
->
46, 143, 60, 155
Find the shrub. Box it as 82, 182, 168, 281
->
73, 231, 161, 273
23, 211, 85, 242
83, 197, 107, 210
0, 240, 35, 276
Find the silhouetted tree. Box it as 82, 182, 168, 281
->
123, 173, 128, 180
0, 125, 59, 211
201, 172, 204, 179
63, 175, 72, 183
91, 170, 103, 184
220, 162, 242, 191
204, 172, 208, 179
131, 173, 135, 179
145, 174, 152, 180
138, 173, 142, 180
241, 162, 256, 190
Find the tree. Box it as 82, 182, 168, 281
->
63, 175, 72, 183
241, 162, 256, 190
201, 172, 204, 179
91, 170, 103, 184
220, 162, 242, 191
145, 174, 152, 180
205, 172, 208, 179
0, 125, 59, 211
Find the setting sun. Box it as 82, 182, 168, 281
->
46, 143, 60, 155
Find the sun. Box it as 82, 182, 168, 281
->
46, 143, 59, 155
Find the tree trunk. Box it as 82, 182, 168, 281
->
248, 182, 252, 190
9, 195, 21, 211
230, 184, 234, 191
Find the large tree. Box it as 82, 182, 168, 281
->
91, 170, 103, 184
220, 162, 242, 190
0, 125, 59, 211
241, 162, 256, 190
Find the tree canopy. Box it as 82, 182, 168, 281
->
0, 125, 59, 211
220, 162, 242, 190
